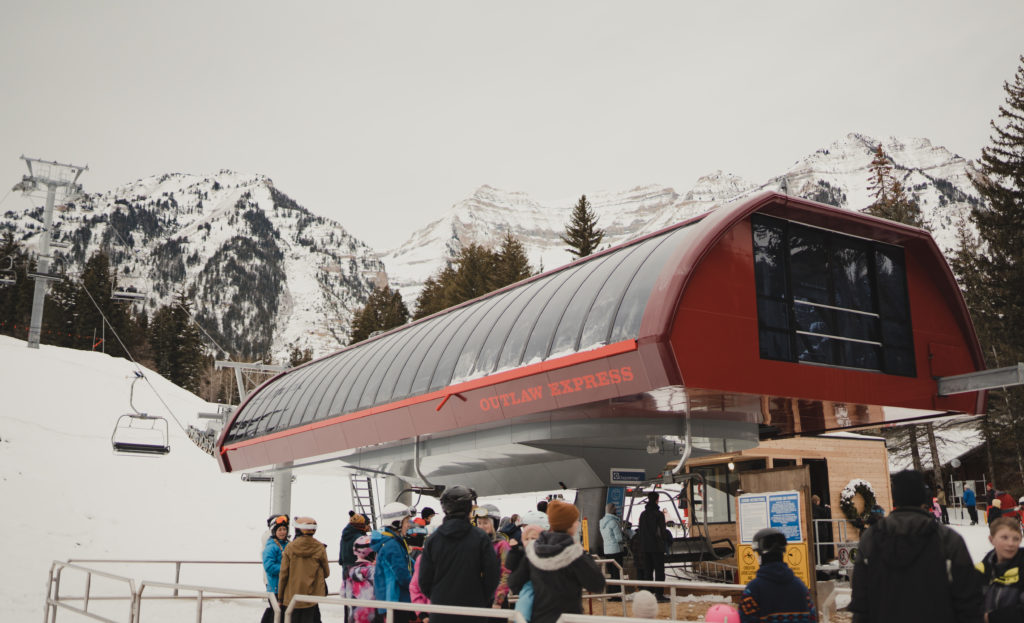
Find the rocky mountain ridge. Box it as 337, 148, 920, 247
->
1, 133, 983, 362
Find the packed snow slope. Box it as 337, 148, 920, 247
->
0, 335, 354, 620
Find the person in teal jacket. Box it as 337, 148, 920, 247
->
373, 503, 416, 623
261, 515, 290, 623
599, 503, 626, 583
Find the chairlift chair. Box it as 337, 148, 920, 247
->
111, 274, 147, 302
111, 372, 170, 456
0, 256, 15, 286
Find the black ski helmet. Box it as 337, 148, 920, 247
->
440, 485, 477, 516
752, 528, 787, 556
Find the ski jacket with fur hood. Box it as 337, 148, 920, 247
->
509, 531, 605, 623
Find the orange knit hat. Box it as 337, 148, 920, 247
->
546, 500, 580, 532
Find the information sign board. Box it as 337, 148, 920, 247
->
609, 468, 646, 485
605, 486, 626, 513
737, 490, 803, 543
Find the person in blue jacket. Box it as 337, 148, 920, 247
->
964, 485, 978, 525
261, 515, 290, 623
373, 502, 416, 623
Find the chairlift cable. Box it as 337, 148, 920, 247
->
104, 209, 233, 362
78, 279, 189, 436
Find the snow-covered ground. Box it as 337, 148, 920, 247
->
0, 336, 560, 621
0, 335, 1002, 621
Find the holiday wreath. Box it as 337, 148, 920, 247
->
840, 478, 877, 522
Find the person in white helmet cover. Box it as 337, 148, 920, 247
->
278, 516, 330, 623
418, 485, 500, 623
372, 502, 417, 623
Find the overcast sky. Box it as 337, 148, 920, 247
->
2, 2, 1022, 250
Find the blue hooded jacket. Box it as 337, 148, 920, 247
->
262, 536, 289, 594
372, 528, 413, 608
964, 488, 976, 507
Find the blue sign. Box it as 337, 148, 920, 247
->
768, 492, 803, 542
609, 468, 646, 484
606, 486, 626, 513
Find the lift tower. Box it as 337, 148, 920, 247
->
11, 156, 87, 349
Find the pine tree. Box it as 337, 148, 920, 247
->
865, 145, 927, 229
560, 195, 605, 259
450, 243, 497, 304
287, 344, 314, 367
493, 232, 532, 289
349, 284, 410, 344
952, 55, 1024, 488
148, 291, 205, 393
413, 264, 457, 320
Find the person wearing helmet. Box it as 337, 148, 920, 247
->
738, 528, 815, 622
278, 516, 330, 623
373, 502, 417, 623
473, 503, 513, 608
349, 534, 378, 623
261, 515, 290, 623
848, 470, 982, 623
340, 512, 370, 611
418, 485, 500, 623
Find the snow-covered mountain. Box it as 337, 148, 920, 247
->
384, 133, 982, 304
2, 171, 385, 361
0, 134, 983, 362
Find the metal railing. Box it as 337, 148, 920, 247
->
67, 558, 275, 597
44, 561, 138, 623
283, 594, 522, 623
135, 580, 276, 623
582, 578, 745, 620
812, 518, 858, 576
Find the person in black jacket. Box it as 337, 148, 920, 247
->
739, 528, 817, 621
977, 517, 1024, 623
848, 470, 982, 623
340, 512, 370, 580
637, 492, 668, 600
509, 500, 605, 623
417, 485, 500, 623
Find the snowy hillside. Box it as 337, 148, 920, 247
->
0, 336, 353, 620
384, 134, 981, 305
1, 171, 385, 361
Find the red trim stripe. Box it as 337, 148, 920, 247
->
222, 339, 638, 453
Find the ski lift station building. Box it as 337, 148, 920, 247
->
215, 192, 986, 502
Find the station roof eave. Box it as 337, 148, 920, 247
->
215, 192, 987, 480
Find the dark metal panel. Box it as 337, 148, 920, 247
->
610, 226, 695, 343
322, 336, 394, 419
496, 268, 578, 371
429, 291, 508, 392
410, 304, 479, 397
392, 306, 471, 401
343, 330, 411, 414
372, 320, 437, 405
521, 254, 612, 365
471, 277, 551, 377
579, 233, 667, 349
551, 248, 633, 355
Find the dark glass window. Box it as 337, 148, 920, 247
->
751, 214, 915, 376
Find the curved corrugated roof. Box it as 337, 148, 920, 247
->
223, 218, 705, 444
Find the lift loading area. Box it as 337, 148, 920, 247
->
216, 191, 987, 494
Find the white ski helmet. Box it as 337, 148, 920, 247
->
381, 502, 416, 528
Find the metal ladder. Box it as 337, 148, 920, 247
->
349, 475, 379, 528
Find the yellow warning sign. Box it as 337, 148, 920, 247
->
737, 544, 759, 583
737, 542, 812, 588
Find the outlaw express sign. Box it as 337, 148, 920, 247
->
478, 365, 636, 411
